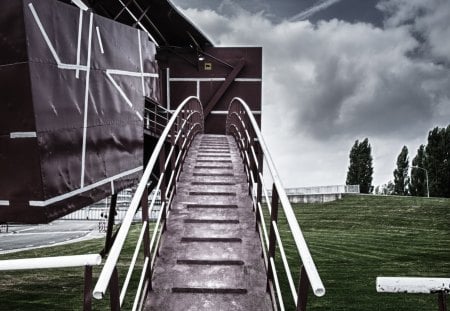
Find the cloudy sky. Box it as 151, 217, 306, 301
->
173, 0, 450, 188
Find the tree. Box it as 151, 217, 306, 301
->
393, 146, 409, 195
409, 145, 426, 196
424, 126, 450, 197
381, 181, 395, 195
346, 138, 373, 193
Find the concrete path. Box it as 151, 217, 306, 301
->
145, 134, 272, 310
0, 221, 104, 254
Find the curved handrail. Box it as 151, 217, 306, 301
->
226, 97, 325, 301
93, 96, 203, 301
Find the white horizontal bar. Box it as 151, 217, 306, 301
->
210, 110, 261, 115
106, 69, 158, 78
4, 231, 89, 236
0, 254, 101, 271
58, 63, 89, 71
10, 132, 37, 139
377, 277, 450, 294
29, 166, 143, 207
0, 200, 9, 206
235, 78, 262, 82
72, 0, 89, 11
170, 77, 261, 82
170, 77, 225, 82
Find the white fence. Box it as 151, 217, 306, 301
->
284, 185, 360, 195
61, 189, 161, 222
263, 185, 360, 203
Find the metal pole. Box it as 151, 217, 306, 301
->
83, 265, 93, 311
296, 265, 310, 311
438, 292, 447, 311
266, 184, 279, 292
109, 267, 121, 311
103, 194, 118, 256
141, 186, 151, 291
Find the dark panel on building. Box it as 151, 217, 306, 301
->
158, 47, 262, 134
0, 0, 159, 223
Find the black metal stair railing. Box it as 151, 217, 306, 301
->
226, 97, 325, 311
93, 96, 203, 310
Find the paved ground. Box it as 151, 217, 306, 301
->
145, 134, 272, 311
0, 220, 104, 254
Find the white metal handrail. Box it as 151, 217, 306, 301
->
0, 254, 101, 270
93, 96, 203, 309
0, 253, 101, 310
226, 97, 325, 310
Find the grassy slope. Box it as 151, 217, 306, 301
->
275, 194, 449, 310
0, 196, 448, 310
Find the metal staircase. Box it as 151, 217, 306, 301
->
144, 134, 272, 310
93, 96, 325, 310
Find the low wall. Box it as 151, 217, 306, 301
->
289, 193, 342, 203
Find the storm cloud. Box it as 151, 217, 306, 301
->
177, 1, 450, 187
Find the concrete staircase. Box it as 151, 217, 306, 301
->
144, 134, 272, 310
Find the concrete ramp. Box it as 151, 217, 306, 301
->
144, 134, 272, 310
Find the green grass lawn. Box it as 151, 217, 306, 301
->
0, 195, 448, 310
0, 225, 146, 311
273, 194, 450, 311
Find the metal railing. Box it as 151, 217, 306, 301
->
93, 96, 203, 310
226, 97, 325, 310
144, 101, 172, 136
0, 254, 102, 311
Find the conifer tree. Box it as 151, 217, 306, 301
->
393, 146, 409, 195
346, 138, 373, 193
424, 125, 450, 197
409, 145, 426, 196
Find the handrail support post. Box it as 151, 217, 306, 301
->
159, 147, 167, 232
109, 267, 121, 311
141, 186, 152, 292
438, 291, 447, 311
103, 193, 118, 256
83, 265, 93, 311
255, 148, 263, 231
266, 184, 279, 292
296, 265, 310, 311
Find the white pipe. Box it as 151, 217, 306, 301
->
270, 257, 285, 311
132, 257, 150, 311
120, 221, 148, 306
273, 221, 298, 304
72, 0, 89, 11
227, 97, 326, 297
0, 254, 101, 271
93, 96, 202, 300
377, 277, 450, 294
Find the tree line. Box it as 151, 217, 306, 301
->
346, 125, 450, 197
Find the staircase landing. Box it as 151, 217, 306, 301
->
144, 134, 272, 310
